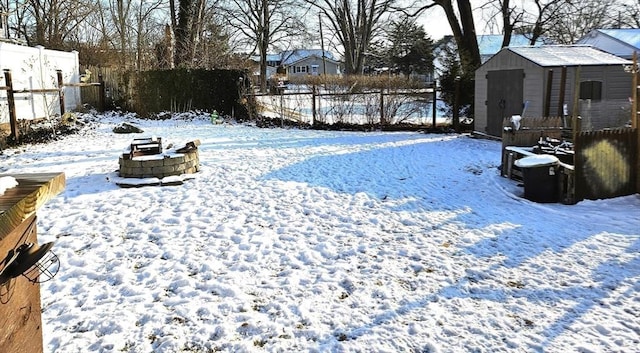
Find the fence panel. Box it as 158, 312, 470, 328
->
574, 128, 638, 201
80, 66, 124, 110
0, 43, 79, 124
254, 88, 438, 126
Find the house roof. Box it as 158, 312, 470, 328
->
249, 54, 281, 63
506, 45, 631, 67
250, 50, 338, 66
590, 28, 640, 49
287, 54, 341, 67
280, 49, 335, 65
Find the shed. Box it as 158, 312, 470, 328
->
474, 45, 632, 137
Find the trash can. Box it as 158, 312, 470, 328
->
514, 154, 560, 203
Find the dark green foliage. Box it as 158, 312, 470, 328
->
386, 19, 434, 76
438, 45, 474, 122
133, 69, 254, 118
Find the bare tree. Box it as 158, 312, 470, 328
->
478, 0, 525, 47
480, 0, 621, 47
405, 0, 481, 72
110, 0, 133, 68
617, 0, 640, 28
222, 0, 307, 92
133, 0, 166, 70
24, 0, 95, 49
310, 0, 396, 75
541, 0, 618, 44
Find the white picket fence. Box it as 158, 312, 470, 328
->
0, 42, 81, 124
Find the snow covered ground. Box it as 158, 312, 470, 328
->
1, 112, 639, 353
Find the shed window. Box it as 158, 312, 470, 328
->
580, 81, 602, 100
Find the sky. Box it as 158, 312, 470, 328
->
1, 111, 639, 352
419, 6, 455, 40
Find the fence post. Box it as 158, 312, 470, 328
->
311, 85, 316, 126
57, 70, 65, 115
4, 69, 18, 141
98, 74, 105, 112
380, 89, 384, 125
432, 82, 437, 129
453, 77, 460, 132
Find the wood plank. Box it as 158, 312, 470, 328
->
0, 173, 65, 241
0, 214, 45, 353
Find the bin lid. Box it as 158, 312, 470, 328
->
514, 154, 559, 168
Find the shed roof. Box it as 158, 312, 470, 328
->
506, 45, 631, 66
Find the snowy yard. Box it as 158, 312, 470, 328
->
1, 112, 639, 353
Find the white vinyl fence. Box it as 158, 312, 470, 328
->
0, 42, 80, 124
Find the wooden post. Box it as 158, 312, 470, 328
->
311, 85, 316, 126
558, 66, 567, 119
572, 66, 581, 140
634, 52, 640, 193
0, 173, 65, 353
544, 69, 553, 117
56, 70, 65, 115
432, 82, 437, 129
453, 77, 460, 132
379, 89, 385, 125
633, 52, 638, 129
98, 74, 105, 112
4, 69, 18, 141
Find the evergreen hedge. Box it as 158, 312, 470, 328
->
133, 69, 253, 118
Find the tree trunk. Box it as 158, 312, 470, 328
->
501, 0, 513, 48
436, 0, 481, 71
259, 0, 269, 92
175, 0, 194, 67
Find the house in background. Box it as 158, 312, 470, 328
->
280, 49, 342, 77
250, 49, 342, 81
577, 28, 640, 59
474, 45, 632, 137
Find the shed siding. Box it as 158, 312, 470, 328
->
475, 48, 632, 135
475, 50, 546, 133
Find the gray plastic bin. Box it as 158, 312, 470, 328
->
514, 155, 560, 203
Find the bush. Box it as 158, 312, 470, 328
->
133, 69, 256, 119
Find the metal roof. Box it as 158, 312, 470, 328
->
280, 49, 335, 65
477, 34, 547, 56
506, 45, 631, 66
598, 28, 640, 49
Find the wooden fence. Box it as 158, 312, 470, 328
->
80, 66, 124, 110
501, 116, 564, 147
1, 69, 104, 141
502, 116, 639, 203
501, 116, 565, 176
251, 87, 454, 128
574, 128, 638, 201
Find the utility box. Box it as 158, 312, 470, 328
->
0, 173, 65, 353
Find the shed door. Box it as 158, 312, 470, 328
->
486, 69, 524, 136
